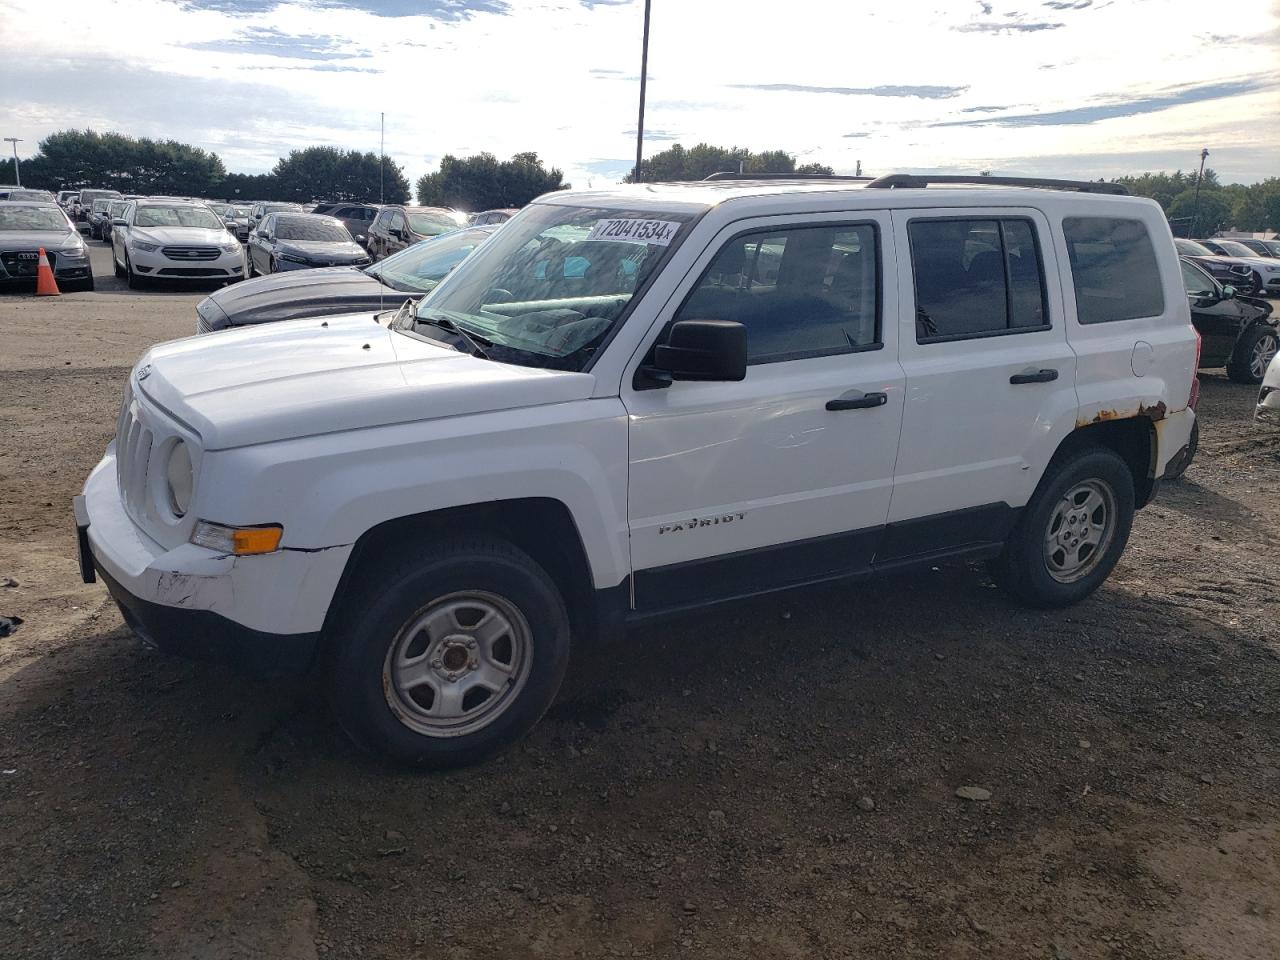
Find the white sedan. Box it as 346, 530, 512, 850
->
1258, 351, 1280, 423
111, 200, 244, 289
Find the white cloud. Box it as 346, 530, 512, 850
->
0, 0, 1276, 190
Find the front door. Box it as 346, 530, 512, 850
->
623, 213, 905, 610
887, 208, 1078, 557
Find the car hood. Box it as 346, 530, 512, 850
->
135, 312, 596, 450
277, 239, 366, 259
0, 230, 75, 249
133, 226, 230, 246
196, 266, 406, 328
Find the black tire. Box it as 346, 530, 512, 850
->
330, 538, 571, 768
125, 252, 143, 290
1163, 419, 1199, 482
1227, 325, 1278, 384
113, 253, 125, 279
991, 446, 1135, 609
247, 254, 257, 278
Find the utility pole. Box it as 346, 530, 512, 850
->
3, 138, 21, 186
633, 0, 652, 183
379, 113, 385, 204
1191, 147, 1209, 237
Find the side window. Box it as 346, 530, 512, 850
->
673, 222, 880, 365
909, 218, 1048, 342
390, 212, 407, 234
361, 208, 377, 221
1180, 260, 1216, 299
372, 210, 392, 233
1063, 217, 1165, 324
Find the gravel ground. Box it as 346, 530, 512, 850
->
1, 241, 1279, 959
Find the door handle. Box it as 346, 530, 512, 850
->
826, 390, 888, 411
1010, 368, 1059, 385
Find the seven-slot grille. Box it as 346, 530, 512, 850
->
161, 245, 220, 261
115, 384, 155, 523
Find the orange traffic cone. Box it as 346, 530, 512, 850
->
35, 247, 60, 297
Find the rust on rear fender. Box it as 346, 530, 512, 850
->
1076, 401, 1169, 429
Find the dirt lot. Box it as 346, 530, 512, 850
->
2, 242, 1279, 959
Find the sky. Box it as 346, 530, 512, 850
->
1, 0, 1278, 190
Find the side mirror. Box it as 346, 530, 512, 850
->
1222, 285, 1237, 300
646, 320, 747, 384
355, 234, 366, 244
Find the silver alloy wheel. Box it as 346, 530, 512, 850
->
382, 590, 533, 738
1250, 333, 1278, 381
1043, 478, 1117, 584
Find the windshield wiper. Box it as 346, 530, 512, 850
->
415, 311, 491, 359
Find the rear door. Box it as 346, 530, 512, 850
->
888, 208, 1078, 555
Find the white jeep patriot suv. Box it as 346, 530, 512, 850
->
75, 174, 1198, 767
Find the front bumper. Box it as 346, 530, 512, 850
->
131, 245, 245, 279
1257, 385, 1280, 423
76, 449, 350, 677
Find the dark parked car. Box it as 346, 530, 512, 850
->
73, 188, 122, 222
87, 198, 115, 240
0, 201, 94, 291
311, 202, 380, 246
209, 202, 254, 241
1182, 257, 1276, 383
366, 205, 463, 260
1175, 238, 1257, 293
246, 213, 372, 276
249, 201, 304, 228
196, 224, 496, 332
469, 208, 517, 226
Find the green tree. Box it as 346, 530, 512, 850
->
21, 129, 225, 195
415, 152, 567, 210
1166, 187, 1232, 235
270, 146, 409, 204
219, 171, 279, 202
624, 143, 834, 183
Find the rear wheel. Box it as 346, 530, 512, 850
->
330, 538, 571, 768
1227, 325, 1278, 384
991, 447, 1135, 608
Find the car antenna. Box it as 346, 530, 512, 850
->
379, 111, 386, 319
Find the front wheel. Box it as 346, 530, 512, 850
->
991, 447, 1135, 608
1227, 325, 1278, 385
330, 538, 571, 768
124, 252, 143, 290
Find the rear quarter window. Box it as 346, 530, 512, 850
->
1063, 217, 1165, 324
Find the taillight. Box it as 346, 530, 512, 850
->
1189, 330, 1202, 409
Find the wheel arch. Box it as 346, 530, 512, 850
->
321, 497, 600, 649
1054, 415, 1158, 508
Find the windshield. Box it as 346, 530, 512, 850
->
92, 199, 112, 212
409, 211, 459, 237
1176, 239, 1213, 257
1214, 240, 1255, 258
398, 203, 693, 370
1264, 240, 1280, 257
274, 216, 351, 242
264, 203, 301, 213
135, 205, 224, 229
230, 205, 251, 217
0, 206, 67, 231
371, 227, 492, 293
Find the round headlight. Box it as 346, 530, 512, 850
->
166, 441, 193, 517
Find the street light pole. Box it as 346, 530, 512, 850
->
633, 0, 652, 183
1191, 147, 1209, 237
3, 138, 22, 187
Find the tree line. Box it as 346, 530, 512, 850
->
5, 131, 1276, 231
1108, 170, 1280, 235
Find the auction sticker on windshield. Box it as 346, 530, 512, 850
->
586, 218, 681, 245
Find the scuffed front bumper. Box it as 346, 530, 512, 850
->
77, 448, 351, 677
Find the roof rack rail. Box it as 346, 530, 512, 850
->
702, 172, 873, 182
863, 174, 1127, 196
